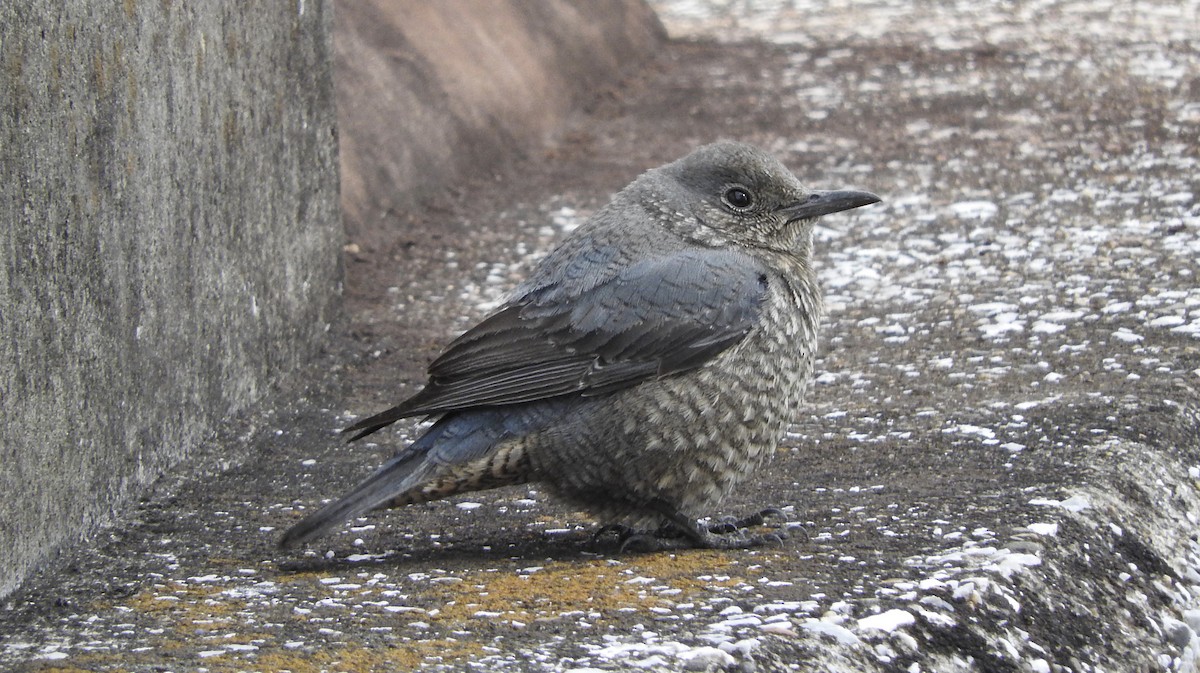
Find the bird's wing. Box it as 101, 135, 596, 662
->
344, 248, 769, 440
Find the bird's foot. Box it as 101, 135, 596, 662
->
619, 526, 788, 553
613, 504, 799, 553
592, 523, 666, 549
705, 507, 787, 534
592, 523, 637, 545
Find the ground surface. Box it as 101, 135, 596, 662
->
3, 1, 1200, 671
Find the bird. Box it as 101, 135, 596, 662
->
279, 140, 880, 551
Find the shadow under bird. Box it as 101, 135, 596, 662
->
280, 140, 879, 551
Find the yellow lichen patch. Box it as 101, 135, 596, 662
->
250, 647, 417, 673
275, 569, 344, 586
41, 652, 131, 671
241, 640, 484, 673
124, 581, 220, 611
424, 550, 743, 626
32, 640, 485, 673
119, 581, 250, 633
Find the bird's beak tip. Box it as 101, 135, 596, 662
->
781, 189, 881, 222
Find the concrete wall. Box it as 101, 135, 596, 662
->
0, 0, 665, 599
335, 0, 667, 249
0, 2, 342, 597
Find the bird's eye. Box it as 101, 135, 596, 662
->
723, 186, 754, 210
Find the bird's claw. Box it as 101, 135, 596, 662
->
705, 507, 787, 534
705, 516, 740, 535
619, 533, 668, 553
784, 521, 810, 542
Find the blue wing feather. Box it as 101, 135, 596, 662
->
343, 248, 768, 439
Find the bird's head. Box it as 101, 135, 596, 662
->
651, 141, 880, 253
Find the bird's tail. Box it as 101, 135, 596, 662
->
278, 448, 436, 549
280, 405, 548, 549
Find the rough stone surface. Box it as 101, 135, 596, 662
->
0, 2, 341, 599
3, 0, 1200, 671
335, 0, 666, 251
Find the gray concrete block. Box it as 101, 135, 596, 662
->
0, 1, 342, 598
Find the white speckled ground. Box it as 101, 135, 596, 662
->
2, 1, 1198, 671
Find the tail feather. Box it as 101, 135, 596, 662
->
284, 405, 547, 549
342, 404, 413, 442
278, 451, 434, 549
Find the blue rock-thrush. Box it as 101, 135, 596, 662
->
280, 141, 879, 551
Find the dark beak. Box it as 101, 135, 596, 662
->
778, 189, 881, 222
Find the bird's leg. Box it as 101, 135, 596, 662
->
592, 520, 679, 550
618, 500, 789, 553
593, 523, 633, 540
591, 523, 639, 545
